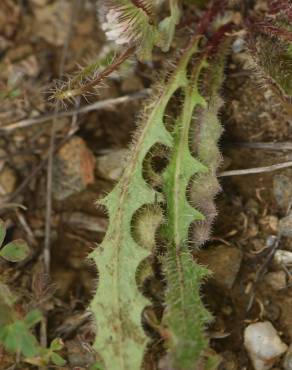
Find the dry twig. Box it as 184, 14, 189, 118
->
41, 0, 81, 352
220, 160, 292, 177
0, 90, 150, 133
226, 141, 292, 151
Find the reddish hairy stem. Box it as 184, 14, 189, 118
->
56, 46, 135, 100
268, 0, 292, 20
195, 0, 228, 36
79, 46, 135, 93
183, 1, 231, 57
205, 23, 233, 54
253, 22, 292, 42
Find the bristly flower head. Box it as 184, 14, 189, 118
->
100, 0, 155, 44
99, 0, 160, 60
98, 0, 181, 60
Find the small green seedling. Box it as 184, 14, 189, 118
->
0, 219, 65, 367
25, 338, 66, 367
0, 309, 42, 357
0, 219, 30, 262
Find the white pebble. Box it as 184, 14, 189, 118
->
274, 250, 292, 266
244, 321, 287, 370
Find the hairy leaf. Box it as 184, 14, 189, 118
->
162, 38, 229, 369
162, 56, 211, 370
90, 41, 200, 370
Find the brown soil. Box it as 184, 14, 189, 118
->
0, 1, 291, 369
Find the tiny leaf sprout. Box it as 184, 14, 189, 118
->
0, 219, 30, 263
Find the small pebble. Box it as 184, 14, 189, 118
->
279, 212, 292, 238
244, 321, 287, 370
280, 297, 292, 340
52, 136, 95, 200
264, 271, 286, 291
0, 166, 17, 196
283, 344, 292, 370
266, 235, 277, 248
274, 250, 292, 266
96, 149, 128, 181
232, 38, 245, 53
273, 174, 292, 210
245, 198, 259, 216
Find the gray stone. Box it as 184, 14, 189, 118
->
273, 174, 292, 210
96, 148, 128, 181
279, 212, 292, 238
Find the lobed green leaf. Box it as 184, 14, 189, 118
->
162, 37, 230, 369
90, 40, 200, 370
162, 56, 212, 369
